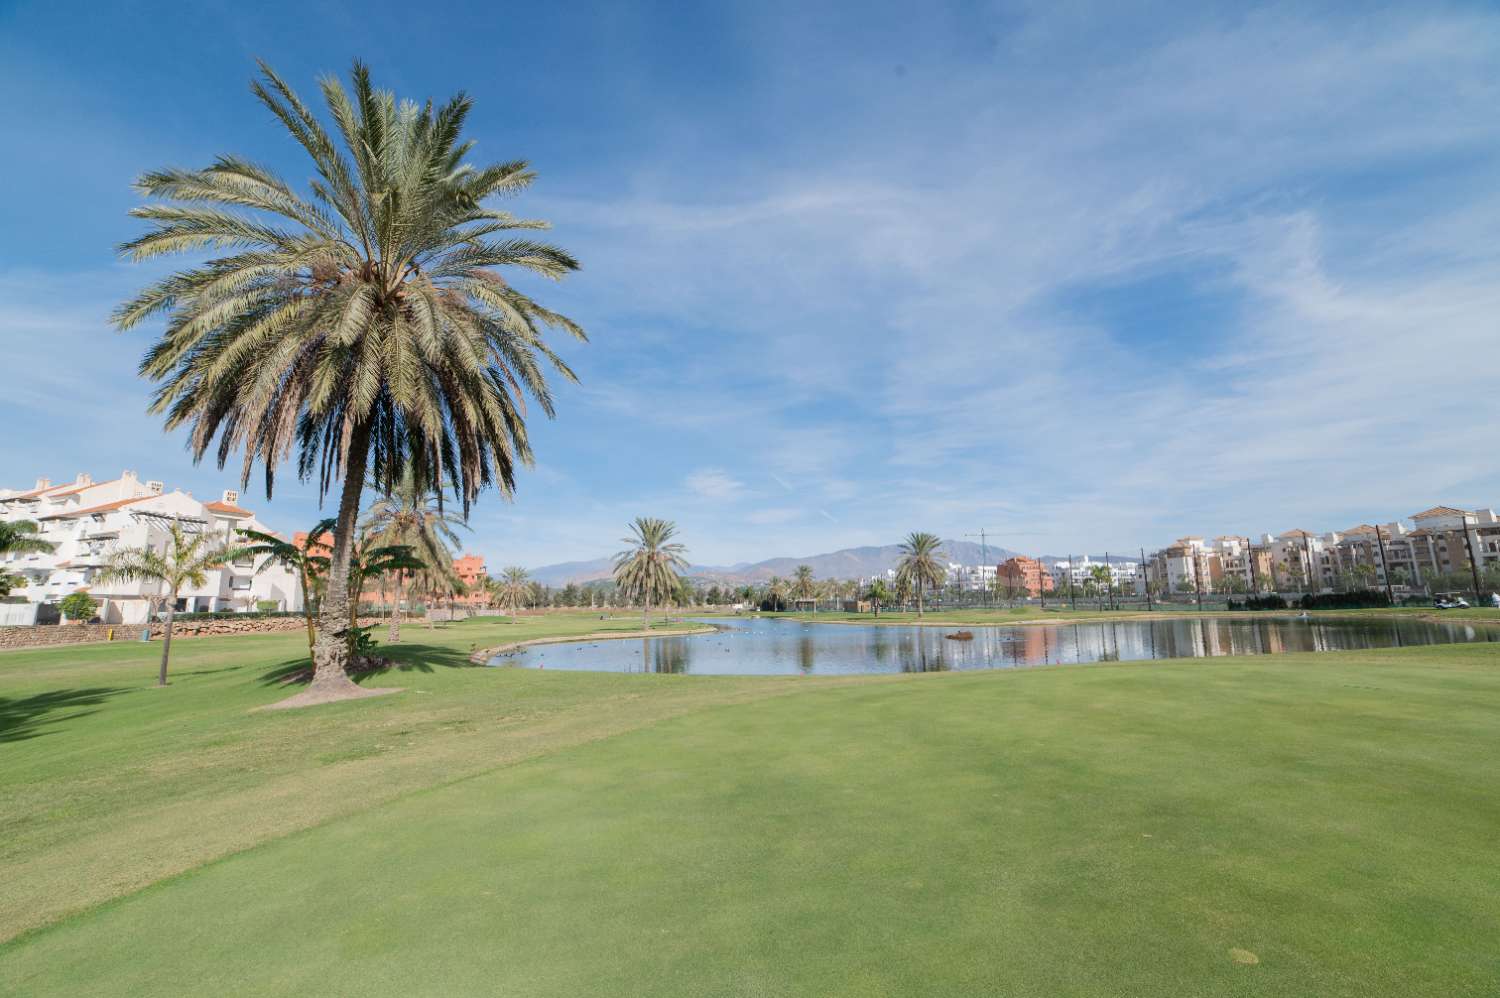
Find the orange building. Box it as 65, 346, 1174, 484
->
290, 533, 486, 606
452, 554, 489, 606
997, 556, 1055, 596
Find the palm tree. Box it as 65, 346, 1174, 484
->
1089, 564, 1113, 609
345, 534, 424, 639
99, 520, 245, 686
113, 62, 585, 699
237, 519, 332, 658
895, 532, 945, 618
494, 566, 529, 622
866, 578, 890, 617
793, 565, 816, 613
361, 470, 466, 642
613, 518, 688, 629
0, 519, 56, 559
765, 576, 787, 612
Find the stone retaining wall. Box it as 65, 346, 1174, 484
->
0, 615, 386, 651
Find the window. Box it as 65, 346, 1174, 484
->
230, 576, 252, 590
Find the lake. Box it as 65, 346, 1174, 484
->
490, 614, 1495, 675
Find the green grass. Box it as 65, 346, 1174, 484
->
4, 617, 1500, 995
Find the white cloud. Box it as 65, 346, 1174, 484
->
684, 468, 746, 501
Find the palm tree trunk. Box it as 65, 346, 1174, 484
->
310, 422, 371, 693
389, 573, 402, 643
299, 565, 316, 660
916, 584, 924, 618
159, 595, 176, 687
643, 591, 651, 630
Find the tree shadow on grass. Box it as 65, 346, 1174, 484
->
0, 687, 131, 744
258, 642, 482, 687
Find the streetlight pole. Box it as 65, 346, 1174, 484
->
1374, 524, 1395, 605
1461, 512, 1484, 601
965, 530, 991, 608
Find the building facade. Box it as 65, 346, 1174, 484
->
0, 471, 303, 624
1140, 505, 1500, 596
997, 556, 1055, 596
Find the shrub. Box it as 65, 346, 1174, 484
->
1228, 594, 1288, 611
59, 590, 100, 623
173, 609, 302, 622
1298, 590, 1391, 611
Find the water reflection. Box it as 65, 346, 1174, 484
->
498, 615, 1495, 676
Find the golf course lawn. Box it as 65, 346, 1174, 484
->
4, 615, 1500, 995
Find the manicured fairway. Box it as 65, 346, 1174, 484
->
4, 620, 1500, 995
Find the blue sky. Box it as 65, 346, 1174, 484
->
3, 1, 1500, 569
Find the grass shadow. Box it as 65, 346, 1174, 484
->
0, 687, 131, 744
258, 642, 481, 687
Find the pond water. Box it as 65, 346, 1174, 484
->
490, 614, 1495, 676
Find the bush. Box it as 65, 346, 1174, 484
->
1228, 594, 1288, 611
256, 600, 281, 612
59, 591, 100, 623
1298, 590, 1392, 611
173, 609, 303, 622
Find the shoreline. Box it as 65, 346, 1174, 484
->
753, 610, 1495, 628
470, 623, 720, 664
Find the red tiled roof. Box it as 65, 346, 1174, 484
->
1411, 506, 1470, 519
1, 482, 70, 502
204, 501, 254, 517
39, 496, 155, 520
1278, 529, 1315, 538
39, 478, 119, 501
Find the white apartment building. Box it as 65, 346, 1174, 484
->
0, 471, 304, 624
1050, 556, 1139, 592
945, 563, 998, 592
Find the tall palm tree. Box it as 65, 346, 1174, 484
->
113, 62, 585, 698
793, 564, 816, 613
613, 518, 688, 629
895, 532, 945, 618
493, 566, 529, 622
765, 576, 787, 612
361, 470, 466, 642
99, 521, 245, 686
237, 519, 332, 658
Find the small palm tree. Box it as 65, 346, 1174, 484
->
1089, 564, 1113, 609
361, 470, 466, 642
0, 519, 56, 559
114, 62, 585, 698
613, 518, 688, 629
793, 565, 816, 613
493, 566, 530, 621
345, 535, 424, 640
866, 578, 890, 617
237, 520, 332, 659
895, 532, 945, 618
99, 520, 245, 686
766, 576, 787, 612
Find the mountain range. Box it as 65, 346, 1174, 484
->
528, 538, 1027, 586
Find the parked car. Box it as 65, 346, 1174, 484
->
1489, 593, 1500, 609
1434, 596, 1470, 610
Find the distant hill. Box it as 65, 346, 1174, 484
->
528, 538, 1023, 586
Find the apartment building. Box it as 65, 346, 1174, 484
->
1141, 504, 1500, 596
997, 556, 1055, 596
1050, 556, 1138, 593
1, 471, 303, 624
